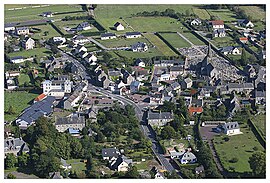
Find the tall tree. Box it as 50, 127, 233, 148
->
240, 49, 247, 66
249, 151, 266, 178
160, 126, 176, 139
5, 153, 17, 169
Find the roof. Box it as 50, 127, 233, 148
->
16, 27, 29, 31
101, 33, 116, 37
195, 165, 205, 172
126, 32, 141, 36
220, 46, 234, 52
188, 107, 203, 114
102, 148, 120, 158
240, 37, 248, 40
4, 138, 29, 153
182, 152, 197, 160
11, 56, 24, 60
111, 156, 132, 170
130, 80, 141, 87
184, 77, 192, 84
223, 122, 240, 130
68, 128, 80, 134
210, 20, 224, 25
131, 42, 147, 49
55, 115, 85, 125
148, 111, 173, 120
255, 90, 266, 98
34, 93, 47, 102
114, 22, 123, 27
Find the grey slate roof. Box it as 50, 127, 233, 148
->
101, 33, 116, 37
102, 148, 120, 158
148, 111, 173, 120
224, 122, 240, 130
55, 115, 85, 125
126, 32, 141, 36
111, 155, 132, 170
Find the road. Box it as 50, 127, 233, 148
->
59, 48, 180, 176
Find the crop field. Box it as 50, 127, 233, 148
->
159, 33, 191, 48
213, 124, 265, 173
207, 9, 238, 22
143, 33, 177, 56
7, 47, 52, 60
98, 37, 150, 48
5, 4, 83, 22
239, 5, 266, 21
4, 91, 39, 121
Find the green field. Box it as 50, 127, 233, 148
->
18, 73, 31, 86
66, 159, 86, 173
99, 37, 150, 48
207, 9, 238, 22
211, 36, 236, 48
213, 124, 265, 173
192, 7, 211, 19
31, 24, 61, 40
7, 47, 52, 59
126, 17, 182, 32
250, 114, 266, 139
143, 33, 177, 56
113, 47, 163, 59
5, 4, 83, 22
159, 33, 191, 48
239, 5, 266, 21
94, 18, 133, 33
4, 91, 39, 121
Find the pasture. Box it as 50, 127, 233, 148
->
98, 37, 150, 48
7, 47, 52, 60
159, 33, 191, 48
239, 5, 266, 21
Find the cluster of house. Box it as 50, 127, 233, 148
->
102, 147, 133, 172
72, 45, 97, 65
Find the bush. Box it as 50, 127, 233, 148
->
229, 157, 238, 163
223, 137, 230, 142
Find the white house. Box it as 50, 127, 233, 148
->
160, 73, 170, 81
22, 37, 35, 50
131, 42, 148, 52
10, 56, 24, 64
42, 78, 72, 97
191, 18, 202, 26
72, 35, 89, 45
181, 78, 193, 89
180, 152, 197, 164
84, 53, 97, 64
76, 22, 91, 31
125, 32, 142, 38
74, 45, 87, 54
134, 58, 145, 67
4, 23, 15, 31
209, 20, 224, 29
101, 33, 116, 40
114, 22, 124, 31
220, 46, 241, 55
16, 27, 29, 35
110, 156, 132, 172
238, 19, 254, 28
42, 11, 53, 17
53, 37, 66, 44
219, 122, 242, 136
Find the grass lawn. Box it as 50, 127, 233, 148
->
113, 47, 163, 59
18, 73, 31, 86
7, 47, 52, 60
239, 5, 266, 21
192, 7, 210, 19
211, 36, 236, 48
134, 160, 150, 170
66, 159, 86, 173
31, 24, 61, 40
98, 37, 150, 48
252, 21, 266, 32
94, 18, 133, 33
5, 4, 83, 22
207, 8, 238, 22
181, 31, 205, 46
213, 124, 265, 173
4, 91, 39, 122
159, 33, 191, 48
143, 33, 177, 56
126, 17, 181, 32
250, 114, 266, 139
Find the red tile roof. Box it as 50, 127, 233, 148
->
188, 106, 203, 115
239, 37, 248, 40
210, 20, 224, 25
35, 93, 46, 102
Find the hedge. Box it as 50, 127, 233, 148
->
50, 23, 64, 36
248, 119, 266, 148
155, 32, 182, 55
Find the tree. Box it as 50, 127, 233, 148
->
7, 105, 16, 115
7, 173, 16, 179
5, 153, 17, 169
125, 166, 139, 178
161, 101, 176, 112
249, 151, 266, 178
17, 153, 29, 167
240, 49, 247, 66
160, 126, 176, 139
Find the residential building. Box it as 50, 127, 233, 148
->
218, 122, 241, 136
238, 19, 254, 28
220, 46, 241, 55
16, 27, 29, 35
212, 28, 226, 38
209, 20, 224, 29
195, 165, 205, 174
42, 11, 53, 17
55, 114, 85, 132
125, 32, 141, 38
114, 22, 124, 31
147, 111, 173, 127
4, 138, 29, 156
154, 60, 184, 67
134, 58, 145, 67
226, 82, 254, 94
180, 152, 197, 164
169, 66, 184, 79
131, 42, 148, 52
102, 148, 121, 161
76, 22, 91, 31
181, 78, 193, 89
15, 96, 55, 129
130, 80, 142, 94
53, 37, 66, 44
42, 77, 72, 97
101, 33, 116, 40
63, 92, 82, 109
60, 158, 72, 171
4, 23, 16, 31
5, 71, 20, 77
74, 45, 87, 54
239, 37, 248, 44
84, 53, 97, 64
110, 156, 133, 172
22, 37, 35, 50
72, 35, 89, 45
254, 90, 266, 105
49, 172, 63, 179
190, 18, 202, 26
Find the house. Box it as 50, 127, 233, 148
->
95, 69, 111, 89
220, 46, 241, 55
209, 20, 224, 29
15, 27, 29, 35
212, 28, 226, 38
78, 51, 88, 58
195, 165, 205, 174
5, 71, 20, 77
74, 45, 87, 54
190, 18, 202, 26
4, 138, 29, 156
181, 78, 193, 89
15, 96, 55, 129
121, 69, 135, 85
102, 148, 121, 161
180, 152, 197, 164
170, 66, 184, 79
72, 35, 89, 45
55, 114, 85, 132
147, 111, 173, 127
170, 82, 181, 92
60, 158, 72, 171
76, 22, 91, 31
42, 11, 53, 17
130, 80, 142, 94
134, 58, 145, 67
64, 92, 82, 109
114, 22, 124, 31
170, 150, 185, 159
125, 32, 141, 38
4, 23, 16, 31
160, 73, 170, 81
218, 122, 241, 136
132, 42, 148, 52
239, 37, 248, 44
42, 77, 72, 97
110, 156, 132, 172
188, 106, 203, 115
254, 90, 266, 105
238, 19, 254, 28
154, 60, 183, 67
84, 53, 97, 64
101, 33, 116, 40
152, 167, 166, 179
22, 37, 35, 50
53, 37, 66, 44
